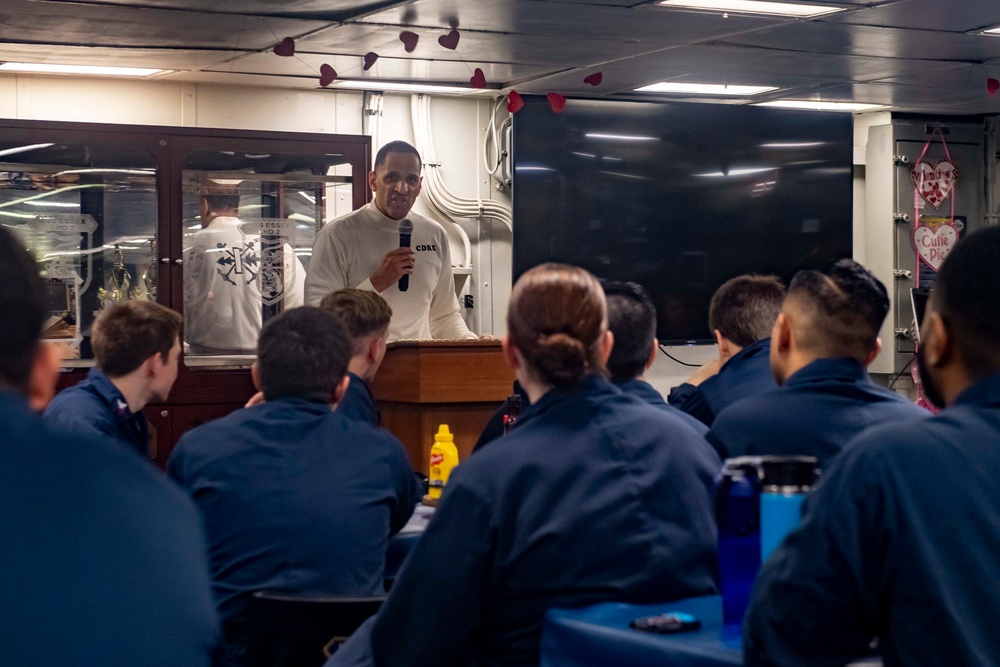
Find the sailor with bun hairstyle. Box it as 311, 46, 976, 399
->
330, 262, 720, 667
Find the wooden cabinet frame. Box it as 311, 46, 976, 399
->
0, 119, 371, 465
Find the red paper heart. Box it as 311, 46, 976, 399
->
470, 68, 487, 89
547, 92, 567, 113
438, 29, 460, 50
507, 91, 524, 114
399, 30, 419, 53
319, 64, 337, 87
363, 52, 379, 71
584, 72, 603, 87
989, 78, 1000, 95
273, 37, 295, 57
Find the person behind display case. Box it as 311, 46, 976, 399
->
184, 185, 305, 355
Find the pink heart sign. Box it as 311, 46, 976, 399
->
911, 222, 957, 272
910, 160, 957, 209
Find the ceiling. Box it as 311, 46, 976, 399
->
3, 0, 1000, 114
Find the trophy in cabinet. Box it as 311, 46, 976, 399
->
138, 238, 157, 301
97, 244, 134, 309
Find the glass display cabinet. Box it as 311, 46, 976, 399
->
0, 120, 369, 466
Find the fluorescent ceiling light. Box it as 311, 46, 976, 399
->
756, 100, 884, 112
585, 133, 660, 142
328, 80, 475, 94
981, 26, 1000, 35
516, 166, 556, 172
635, 82, 777, 95
760, 142, 825, 148
659, 0, 844, 18
0, 62, 161, 77
696, 167, 777, 177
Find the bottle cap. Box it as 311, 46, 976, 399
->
760, 456, 818, 489
435, 424, 454, 442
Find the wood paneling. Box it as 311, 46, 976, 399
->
371, 341, 514, 473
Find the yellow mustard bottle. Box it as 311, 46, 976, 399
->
427, 424, 459, 502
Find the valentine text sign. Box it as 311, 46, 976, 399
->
910, 160, 957, 209
911, 218, 957, 272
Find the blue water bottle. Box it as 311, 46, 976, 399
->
759, 456, 819, 562
715, 457, 762, 626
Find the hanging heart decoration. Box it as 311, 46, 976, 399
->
507, 91, 525, 113
273, 37, 295, 57
363, 52, 379, 71
547, 92, 567, 113
469, 68, 487, 88
399, 30, 419, 52
319, 64, 337, 87
911, 221, 957, 272
583, 72, 603, 87
438, 29, 461, 50
910, 160, 957, 209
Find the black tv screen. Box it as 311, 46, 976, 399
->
512, 97, 853, 344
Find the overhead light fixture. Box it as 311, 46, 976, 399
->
659, 0, 845, 18
756, 100, 884, 112
979, 26, 1000, 35
0, 62, 161, 77
634, 82, 777, 95
516, 165, 556, 172
328, 80, 478, 94
585, 133, 660, 142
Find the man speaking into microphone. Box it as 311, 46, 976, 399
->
305, 141, 479, 341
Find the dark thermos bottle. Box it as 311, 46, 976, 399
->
715, 457, 763, 626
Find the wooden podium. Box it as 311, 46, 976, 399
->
370, 340, 514, 473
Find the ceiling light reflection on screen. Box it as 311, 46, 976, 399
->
696, 167, 777, 177
585, 133, 660, 142
760, 142, 826, 148
599, 170, 652, 181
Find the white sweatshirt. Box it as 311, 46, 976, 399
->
305, 203, 476, 342
184, 217, 305, 352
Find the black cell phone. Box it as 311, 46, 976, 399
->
630, 612, 701, 634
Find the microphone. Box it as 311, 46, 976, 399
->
398, 218, 413, 292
